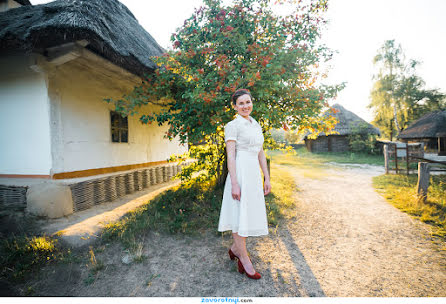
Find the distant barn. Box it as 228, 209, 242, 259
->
304, 104, 381, 153
398, 110, 446, 156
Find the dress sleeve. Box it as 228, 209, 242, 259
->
224, 122, 237, 142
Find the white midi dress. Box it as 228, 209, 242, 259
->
217, 114, 269, 237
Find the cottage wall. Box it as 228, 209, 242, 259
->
0, 54, 52, 175
330, 136, 350, 152
305, 135, 350, 153
0, 53, 188, 178
47, 56, 188, 175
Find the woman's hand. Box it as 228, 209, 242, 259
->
264, 179, 271, 196
231, 183, 241, 201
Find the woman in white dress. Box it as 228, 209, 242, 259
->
218, 88, 271, 280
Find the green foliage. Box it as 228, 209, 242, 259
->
347, 123, 379, 154
106, 0, 343, 182
0, 235, 61, 282
270, 128, 286, 143
284, 130, 302, 144
102, 179, 224, 245
373, 174, 446, 239
369, 39, 446, 140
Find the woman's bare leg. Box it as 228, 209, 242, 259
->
231, 232, 256, 275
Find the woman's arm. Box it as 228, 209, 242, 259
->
226, 140, 241, 201
258, 148, 271, 195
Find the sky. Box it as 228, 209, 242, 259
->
31, 0, 446, 122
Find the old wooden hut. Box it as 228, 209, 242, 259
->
304, 104, 381, 153
0, 0, 188, 217
398, 110, 446, 156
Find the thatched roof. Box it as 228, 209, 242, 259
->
0, 0, 164, 76
398, 110, 446, 139
304, 104, 381, 139
14, 0, 32, 5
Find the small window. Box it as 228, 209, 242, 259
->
110, 111, 128, 143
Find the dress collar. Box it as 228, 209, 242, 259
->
236, 114, 256, 125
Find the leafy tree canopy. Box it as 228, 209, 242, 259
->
369, 39, 445, 140
106, 0, 343, 182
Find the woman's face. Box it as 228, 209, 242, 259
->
234, 94, 253, 118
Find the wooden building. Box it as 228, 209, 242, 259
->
304, 104, 381, 153
0, 0, 188, 217
398, 110, 446, 156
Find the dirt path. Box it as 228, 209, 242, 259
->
22, 163, 446, 297
283, 163, 446, 296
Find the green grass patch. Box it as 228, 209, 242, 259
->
101, 179, 223, 248
373, 174, 446, 238
269, 147, 384, 168
0, 234, 73, 282
265, 164, 299, 228
102, 164, 299, 247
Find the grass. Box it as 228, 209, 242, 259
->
102, 164, 299, 248
101, 179, 223, 248
372, 174, 446, 239
265, 164, 299, 228
0, 234, 69, 282
268, 147, 384, 168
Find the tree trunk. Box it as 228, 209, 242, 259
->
389, 118, 393, 141
393, 103, 401, 136
217, 148, 228, 187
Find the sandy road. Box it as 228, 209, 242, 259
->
282, 163, 446, 296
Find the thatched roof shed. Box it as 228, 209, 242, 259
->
0, 0, 164, 76
304, 104, 381, 138
398, 110, 446, 140
303, 104, 380, 153
398, 110, 446, 155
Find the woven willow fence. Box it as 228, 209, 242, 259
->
0, 185, 28, 212
70, 162, 191, 212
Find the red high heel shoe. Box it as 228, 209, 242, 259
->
228, 248, 239, 261
237, 259, 261, 280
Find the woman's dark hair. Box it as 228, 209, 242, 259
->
231, 88, 252, 105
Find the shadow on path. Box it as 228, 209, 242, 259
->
278, 225, 325, 297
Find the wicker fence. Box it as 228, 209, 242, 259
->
0, 162, 192, 214
69, 162, 189, 212
0, 185, 27, 212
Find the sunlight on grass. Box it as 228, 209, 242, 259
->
373, 174, 446, 239
265, 164, 299, 228
102, 163, 300, 246
268, 149, 328, 179
0, 235, 65, 282
268, 147, 384, 167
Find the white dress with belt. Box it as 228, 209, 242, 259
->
217, 114, 269, 237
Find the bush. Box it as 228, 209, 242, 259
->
348, 123, 380, 155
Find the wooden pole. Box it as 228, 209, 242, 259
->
417, 162, 430, 202
384, 144, 389, 174
406, 143, 409, 175
394, 144, 398, 174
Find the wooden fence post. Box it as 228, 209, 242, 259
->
406, 143, 409, 175
384, 144, 389, 174
417, 162, 430, 202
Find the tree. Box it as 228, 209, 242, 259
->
369, 40, 445, 140
106, 0, 342, 184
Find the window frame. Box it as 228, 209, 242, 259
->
110, 111, 129, 143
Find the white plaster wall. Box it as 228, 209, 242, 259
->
0, 54, 52, 175
48, 56, 187, 174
